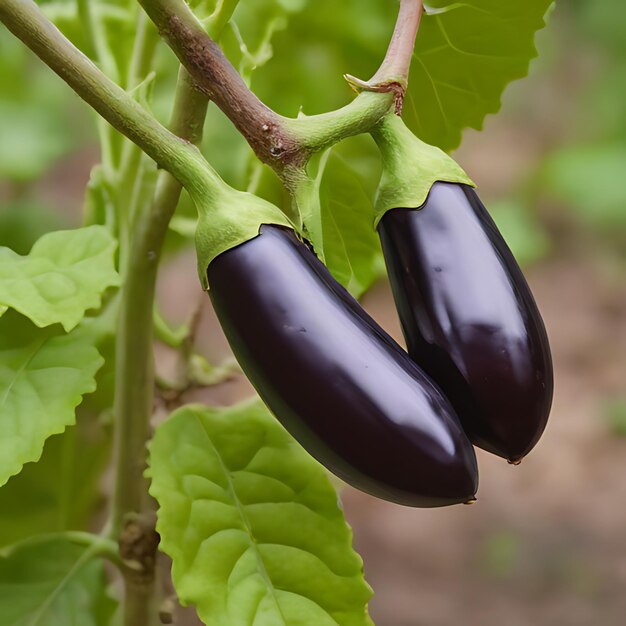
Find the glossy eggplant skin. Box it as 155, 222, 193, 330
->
207, 225, 478, 507
378, 182, 553, 462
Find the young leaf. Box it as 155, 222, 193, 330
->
0, 226, 120, 332
0, 536, 116, 626
224, 0, 310, 81
0, 311, 103, 487
405, 1, 554, 151
148, 400, 374, 626
318, 142, 384, 298
0, 418, 111, 548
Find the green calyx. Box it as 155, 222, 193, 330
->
371, 113, 475, 226
192, 186, 294, 290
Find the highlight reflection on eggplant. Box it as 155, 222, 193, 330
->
378, 182, 553, 463
207, 225, 478, 507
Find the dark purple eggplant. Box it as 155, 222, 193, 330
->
378, 182, 553, 463
207, 224, 478, 507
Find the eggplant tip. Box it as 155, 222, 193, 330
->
507, 457, 524, 466
463, 498, 478, 506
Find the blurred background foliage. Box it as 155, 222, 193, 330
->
2, 1, 626, 624
3, 0, 625, 275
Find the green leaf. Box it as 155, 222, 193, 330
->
148, 400, 374, 626
318, 140, 384, 297
256, 1, 552, 150
0, 536, 116, 626
224, 0, 310, 82
0, 416, 112, 548
74, 302, 119, 416
0, 226, 120, 332
404, 1, 554, 151
0, 312, 103, 487
0, 302, 117, 547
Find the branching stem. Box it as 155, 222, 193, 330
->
0, 0, 215, 195
135, 0, 423, 170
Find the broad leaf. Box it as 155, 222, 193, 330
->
0, 536, 116, 626
256, 0, 552, 151
0, 312, 103, 487
405, 1, 554, 151
148, 400, 374, 626
0, 302, 118, 547
318, 139, 384, 297
0, 226, 120, 332
0, 419, 111, 548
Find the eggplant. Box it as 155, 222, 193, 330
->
378, 182, 553, 462
207, 224, 478, 507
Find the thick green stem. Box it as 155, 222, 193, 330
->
284, 91, 394, 157
0, 0, 214, 194
77, 0, 119, 82
77, 0, 119, 174
205, 0, 241, 36
110, 70, 208, 626
115, 13, 161, 272
135, 0, 412, 170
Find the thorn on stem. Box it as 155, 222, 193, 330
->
343, 74, 406, 114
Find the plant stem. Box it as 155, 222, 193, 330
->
65, 532, 122, 566
0, 0, 214, 194
154, 306, 188, 348
115, 12, 161, 273
370, 0, 423, 86
3, 531, 122, 566
77, 0, 119, 176
135, 0, 420, 169
109, 68, 208, 626
137, 0, 293, 164
77, 0, 119, 82
284, 91, 394, 158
